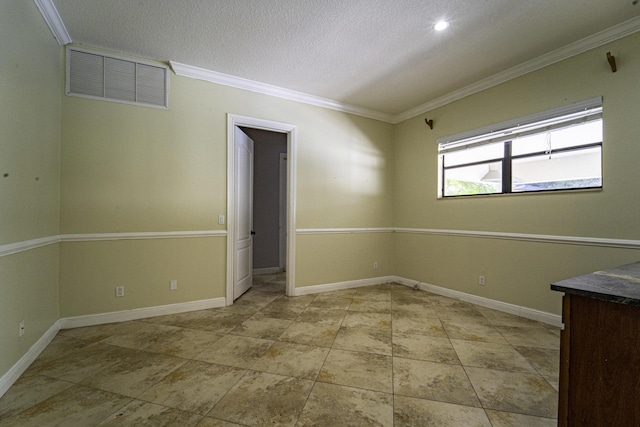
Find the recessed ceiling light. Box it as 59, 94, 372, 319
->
434, 21, 449, 31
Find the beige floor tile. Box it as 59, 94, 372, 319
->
392, 296, 438, 317
194, 335, 274, 369
58, 322, 123, 343
81, 351, 186, 398
97, 399, 202, 426
496, 326, 560, 349
394, 395, 492, 427
142, 328, 224, 359
32, 343, 138, 383
100, 322, 181, 350
2, 281, 563, 426
0, 385, 131, 427
195, 417, 244, 426
333, 325, 392, 355
441, 320, 508, 343
477, 307, 551, 328
297, 382, 393, 427
392, 314, 446, 337
348, 299, 392, 314
208, 371, 313, 427
451, 339, 536, 373
141, 310, 213, 327
229, 315, 292, 340
137, 360, 245, 415
485, 409, 557, 427
0, 375, 73, 420
317, 348, 392, 392
183, 313, 250, 334
435, 307, 488, 323
393, 332, 460, 364
295, 307, 347, 326
515, 346, 560, 378
342, 311, 392, 330
308, 295, 353, 309
259, 302, 307, 320
393, 357, 481, 407
278, 321, 340, 347
22, 335, 94, 375
251, 341, 329, 379
465, 366, 558, 418
352, 288, 392, 302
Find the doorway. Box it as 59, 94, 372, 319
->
226, 114, 297, 306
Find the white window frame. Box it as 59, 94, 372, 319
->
437, 97, 603, 198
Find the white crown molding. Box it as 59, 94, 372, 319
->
33, 0, 71, 45
60, 230, 226, 242
170, 61, 396, 123
395, 15, 640, 123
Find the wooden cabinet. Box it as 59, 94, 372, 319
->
552, 262, 640, 427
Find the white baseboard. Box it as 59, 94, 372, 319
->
294, 276, 395, 296
253, 267, 282, 275
59, 297, 227, 329
0, 320, 60, 398
391, 276, 562, 328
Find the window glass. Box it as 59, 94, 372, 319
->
444, 162, 502, 196
437, 99, 603, 198
511, 147, 602, 192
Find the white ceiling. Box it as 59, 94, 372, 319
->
49, 0, 640, 121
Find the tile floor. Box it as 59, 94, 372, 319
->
0, 274, 560, 426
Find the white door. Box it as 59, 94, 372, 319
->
233, 127, 254, 299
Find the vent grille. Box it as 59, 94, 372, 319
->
67, 47, 168, 109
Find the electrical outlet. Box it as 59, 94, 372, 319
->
479, 275, 486, 286
170, 279, 177, 291
373, 262, 379, 270
19, 320, 25, 337
116, 286, 125, 297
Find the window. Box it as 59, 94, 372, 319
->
437, 98, 603, 198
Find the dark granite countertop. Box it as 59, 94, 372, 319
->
551, 261, 640, 306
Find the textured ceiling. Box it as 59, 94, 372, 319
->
52, 0, 640, 117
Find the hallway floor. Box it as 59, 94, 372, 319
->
0, 274, 560, 426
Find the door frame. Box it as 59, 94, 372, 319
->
226, 114, 297, 306
278, 152, 287, 272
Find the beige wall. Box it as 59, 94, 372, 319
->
0, 1, 62, 375
59, 72, 396, 314
393, 32, 640, 314
4, 0, 640, 383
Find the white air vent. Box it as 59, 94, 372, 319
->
66, 47, 169, 109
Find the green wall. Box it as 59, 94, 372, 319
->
393, 32, 640, 314
0, 1, 62, 376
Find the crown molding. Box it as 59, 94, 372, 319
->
32, 0, 640, 124
394, 15, 640, 123
169, 61, 396, 123
33, 0, 71, 45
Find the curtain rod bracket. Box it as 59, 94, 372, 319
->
425, 118, 433, 129
607, 52, 617, 73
